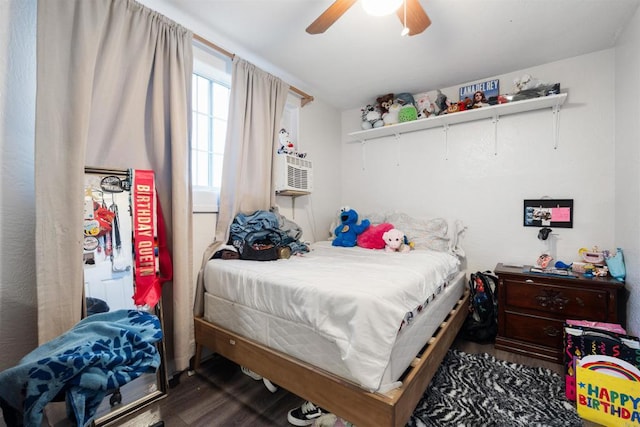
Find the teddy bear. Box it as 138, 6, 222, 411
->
332, 207, 370, 247
376, 93, 395, 115
360, 104, 384, 130
383, 228, 411, 253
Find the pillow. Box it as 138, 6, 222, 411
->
386, 212, 448, 252
361, 211, 466, 257
357, 222, 394, 249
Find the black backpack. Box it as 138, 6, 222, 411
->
461, 271, 498, 343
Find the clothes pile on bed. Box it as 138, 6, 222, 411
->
0, 310, 162, 427
213, 207, 309, 260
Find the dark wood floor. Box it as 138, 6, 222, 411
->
2, 338, 597, 427
100, 338, 598, 427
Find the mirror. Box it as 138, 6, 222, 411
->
83, 167, 167, 425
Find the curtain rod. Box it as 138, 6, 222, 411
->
193, 34, 314, 107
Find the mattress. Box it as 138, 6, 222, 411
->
203, 241, 463, 391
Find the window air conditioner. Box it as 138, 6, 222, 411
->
274, 154, 313, 194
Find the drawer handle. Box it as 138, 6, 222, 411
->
536, 290, 569, 311
543, 326, 561, 337
575, 297, 585, 307
525, 279, 534, 283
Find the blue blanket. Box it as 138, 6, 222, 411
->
0, 309, 162, 427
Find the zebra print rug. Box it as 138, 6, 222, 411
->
408, 349, 582, 427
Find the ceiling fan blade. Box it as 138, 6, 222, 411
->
306, 0, 358, 34
397, 0, 431, 36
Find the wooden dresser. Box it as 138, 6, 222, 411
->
494, 263, 626, 363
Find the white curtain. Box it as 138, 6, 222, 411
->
194, 56, 289, 316
35, 0, 194, 372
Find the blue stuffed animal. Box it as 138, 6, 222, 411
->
332, 207, 370, 247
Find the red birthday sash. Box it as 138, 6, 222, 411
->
131, 169, 160, 307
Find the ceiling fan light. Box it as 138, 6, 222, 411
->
361, 0, 403, 16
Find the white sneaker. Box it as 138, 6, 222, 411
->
240, 366, 262, 380
287, 401, 326, 426
263, 378, 278, 393
241, 366, 278, 392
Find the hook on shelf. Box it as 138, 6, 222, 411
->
492, 113, 500, 155
442, 124, 450, 160
552, 104, 561, 149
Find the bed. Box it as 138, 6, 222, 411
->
193, 214, 468, 427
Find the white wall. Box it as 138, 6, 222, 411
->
341, 50, 617, 277
0, 0, 38, 370
615, 6, 640, 337
275, 98, 343, 242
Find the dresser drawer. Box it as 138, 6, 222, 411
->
494, 263, 625, 363
503, 278, 608, 319
503, 312, 565, 349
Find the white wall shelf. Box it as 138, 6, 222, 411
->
275, 190, 310, 218
347, 93, 568, 145
276, 190, 311, 197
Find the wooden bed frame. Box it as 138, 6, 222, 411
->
193, 289, 469, 427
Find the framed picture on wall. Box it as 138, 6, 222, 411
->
523, 199, 574, 228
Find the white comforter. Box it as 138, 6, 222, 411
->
203, 241, 460, 390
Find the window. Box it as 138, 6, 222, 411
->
191, 43, 231, 212
281, 97, 300, 145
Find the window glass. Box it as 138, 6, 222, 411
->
191, 43, 231, 212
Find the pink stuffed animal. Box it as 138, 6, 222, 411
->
383, 229, 410, 253
357, 222, 394, 249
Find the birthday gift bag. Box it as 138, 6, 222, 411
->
564, 323, 640, 401
576, 355, 640, 426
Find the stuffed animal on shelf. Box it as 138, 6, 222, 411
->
332, 207, 370, 247
383, 228, 411, 253
416, 94, 436, 118
434, 90, 451, 115
513, 74, 547, 93
383, 102, 401, 126
360, 104, 384, 130
395, 92, 416, 108
376, 93, 395, 115
398, 104, 418, 123
278, 128, 295, 154
446, 101, 467, 114
278, 128, 307, 158
512, 74, 561, 101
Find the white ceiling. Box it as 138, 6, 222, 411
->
154, 0, 640, 110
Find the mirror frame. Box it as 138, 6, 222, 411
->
83, 166, 167, 426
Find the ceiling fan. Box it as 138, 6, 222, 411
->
306, 0, 431, 36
